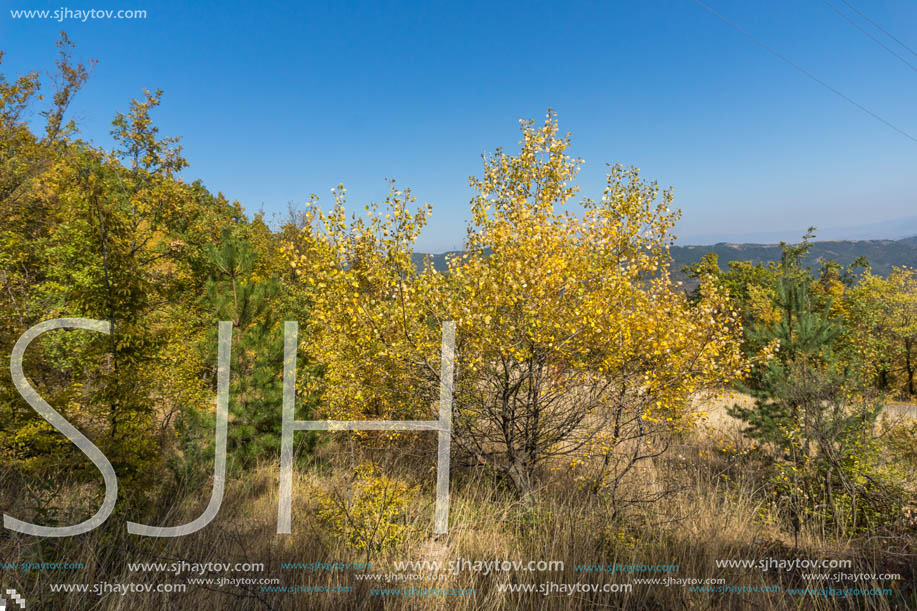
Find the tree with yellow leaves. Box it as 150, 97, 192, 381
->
283, 182, 441, 434
851, 267, 917, 397
428, 113, 745, 498
286, 112, 746, 501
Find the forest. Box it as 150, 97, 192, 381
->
1, 36, 915, 610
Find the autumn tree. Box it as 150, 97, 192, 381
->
285, 112, 746, 501
1, 39, 244, 518
430, 113, 745, 498
851, 267, 917, 397
283, 184, 441, 438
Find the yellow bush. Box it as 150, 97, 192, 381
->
314, 462, 417, 551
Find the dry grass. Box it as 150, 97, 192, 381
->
1, 397, 914, 610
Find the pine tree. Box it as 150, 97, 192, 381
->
729, 232, 885, 538
202, 227, 284, 468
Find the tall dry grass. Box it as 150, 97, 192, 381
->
1, 394, 914, 610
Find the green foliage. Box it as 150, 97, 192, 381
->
728, 234, 898, 537
0, 37, 317, 519
672, 236, 917, 285
202, 227, 284, 468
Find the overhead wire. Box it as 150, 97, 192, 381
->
822, 0, 917, 73
838, 0, 917, 58
689, 0, 917, 143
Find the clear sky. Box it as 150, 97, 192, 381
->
3, 0, 916, 250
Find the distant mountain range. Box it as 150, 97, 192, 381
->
676, 216, 917, 245
413, 235, 917, 279
670, 236, 917, 277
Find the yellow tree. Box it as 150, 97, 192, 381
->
283, 183, 441, 431
286, 112, 746, 502
427, 112, 745, 497
852, 267, 917, 397
885, 268, 917, 396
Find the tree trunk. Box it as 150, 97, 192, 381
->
507, 458, 535, 506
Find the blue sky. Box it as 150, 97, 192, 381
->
3, 0, 916, 250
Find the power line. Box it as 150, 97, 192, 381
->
689, 0, 917, 144
839, 0, 917, 59
823, 0, 917, 73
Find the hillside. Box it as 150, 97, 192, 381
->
671, 236, 917, 277
415, 236, 917, 278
